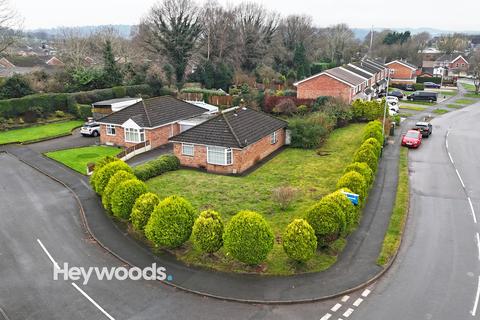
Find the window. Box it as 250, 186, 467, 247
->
207, 146, 233, 165
271, 131, 277, 144
182, 143, 194, 156
124, 127, 145, 143
106, 124, 116, 136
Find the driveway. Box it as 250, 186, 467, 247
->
28, 128, 100, 153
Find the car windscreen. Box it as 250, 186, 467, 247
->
406, 132, 419, 138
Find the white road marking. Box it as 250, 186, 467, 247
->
455, 169, 466, 188
361, 289, 371, 297
476, 233, 480, 262
448, 152, 454, 164
446, 139, 449, 149
36, 239, 59, 269
319, 313, 331, 320
331, 303, 342, 312
353, 298, 363, 307
341, 295, 350, 302
72, 283, 116, 320
471, 276, 480, 316
468, 197, 477, 224
343, 308, 354, 318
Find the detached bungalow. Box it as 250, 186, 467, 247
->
97, 96, 214, 149
170, 107, 288, 175
385, 60, 418, 84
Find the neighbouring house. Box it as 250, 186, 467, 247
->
0, 58, 15, 69
96, 96, 215, 149
170, 107, 288, 175
434, 54, 469, 77
91, 97, 143, 120
45, 56, 64, 66
385, 60, 418, 85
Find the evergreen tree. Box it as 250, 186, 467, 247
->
102, 40, 123, 87
293, 43, 310, 80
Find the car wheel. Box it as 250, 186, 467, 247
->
93, 131, 99, 137
429, 99, 433, 103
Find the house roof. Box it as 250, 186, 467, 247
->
351, 62, 378, 74
97, 96, 208, 128
363, 58, 386, 69
0, 58, 15, 68
342, 65, 372, 79
325, 67, 366, 86
435, 54, 468, 64
360, 60, 384, 72
92, 97, 142, 106
170, 107, 288, 148
386, 60, 418, 70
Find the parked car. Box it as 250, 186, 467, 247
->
80, 122, 101, 137
386, 96, 399, 104
387, 90, 404, 99
403, 84, 416, 91
407, 91, 438, 102
402, 130, 422, 148
389, 107, 398, 116
423, 82, 441, 89
413, 121, 432, 138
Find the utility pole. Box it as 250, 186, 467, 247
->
369, 25, 374, 55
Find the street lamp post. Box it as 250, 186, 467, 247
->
382, 69, 391, 144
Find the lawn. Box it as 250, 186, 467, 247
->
399, 104, 426, 111
433, 109, 449, 115
146, 123, 367, 275
463, 93, 480, 99
45, 145, 122, 174
0, 120, 83, 145
455, 99, 476, 105
447, 104, 463, 109
438, 90, 458, 96
461, 83, 476, 92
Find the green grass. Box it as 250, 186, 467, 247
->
447, 104, 463, 109
455, 99, 475, 105
463, 93, 480, 99
461, 83, 476, 91
377, 147, 409, 266
399, 104, 426, 111
0, 120, 83, 145
438, 90, 458, 96
45, 146, 122, 174
401, 100, 436, 106
433, 109, 449, 114
147, 123, 367, 275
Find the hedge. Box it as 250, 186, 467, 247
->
417, 77, 442, 84
145, 195, 197, 248
336, 171, 367, 202
363, 122, 384, 146
362, 137, 382, 158
91, 160, 132, 195
102, 170, 136, 211
353, 146, 378, 173
180, 87, 227, 96
192, 210, 224, 254
130, 192, 160, 232
305, 197, 345, 245
263, 96, 315, 113
282, 219, 317, 262
223, 210, 274, 265
133, 154, 180, 181
344, 162, 374, 187
324, 190, 358, 232
110, 179, 148, 220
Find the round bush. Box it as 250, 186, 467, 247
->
192, 210, 224, 253
336, 171, 367, 202
282, 219, 317, 262
102, 170, 136, 211
145, 195, 197, 248
363, 123, 384, 146
92, 160, 132, 195
362, 137, 382, 157
306, 197, 345, 245
344, 162, 374, 187
130, 192, 160, 232
89, 156, 119, 191
110, 179, 147, 219
223, 210, 274, 265
324, 190, 358, 233
353, 147, 378, 173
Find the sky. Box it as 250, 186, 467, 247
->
13, 0, 480, 32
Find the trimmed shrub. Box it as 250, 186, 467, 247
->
353, 147, 378, 173
324, 190, 358, 232
130, 192, 160, 232
133, 154, 180, 181
282, 219, 317, 262
362, 137, 382, 157
305, 197, 345, 245
145, 195, 197, 248
344, 162, 374, 187
110, 179, 148, 220
336, 171, 367, 202
223, 210, 274, 265
102, 170, 136, 211
363, 122, 384, 146
192, 210, 224, 253
92, 160, 132, 195
89, 156, 120, 191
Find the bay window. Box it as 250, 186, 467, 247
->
207, 146, 233, 165
124, 127, 145, 143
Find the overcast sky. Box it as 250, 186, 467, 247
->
13, 0, 480, 31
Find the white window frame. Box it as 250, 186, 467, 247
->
124, 127, 145, 143
271, 131, 277, 144
207, 146, 233, 166
182, 143, 194, 156
106, 124, 116, 136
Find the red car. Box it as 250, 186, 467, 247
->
402, 130, 422, 148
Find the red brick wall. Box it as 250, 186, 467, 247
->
296, 74, 353, 102
387, 62, 415, 79
174, 128, 286, 174
100, 123, 179, 148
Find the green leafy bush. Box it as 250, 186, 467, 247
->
223, 210, 274, 265
91, 160, 132, 195
192, 210, 224, 253
324, 190, 358, 232
363, 121, 384, 145
288, 112, 335, 149
344, 162, 374, 187
110, 179, 147, 220
133, 155, 180, 181
282, 219, 317, 262
89, 156, 120, 191
102, 170, 136, 211
336, 171, 367, 202
76, 104, 92, 120
305, 197, 345, 245
130, 192, 160, 232
353, 146, 378, 173
362, 137, 382, 157
145, 195, 197, 248
351, 100, 386, 121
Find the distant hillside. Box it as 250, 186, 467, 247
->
25, 25, 134, 39
352, 27, 480, 40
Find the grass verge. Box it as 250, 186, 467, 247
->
0, 120, 83, 145
433, 109, 449, 114
447, 104, 463, 109
45, 145, 121, 174
463, 93, 480, 99
399, 105, 426, 111
455, 99, 475, 105
377, 147, 409, 266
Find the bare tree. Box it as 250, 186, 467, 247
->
0, 0, 22, 53
322, 24, 358, 65
437, 34, 468, 54
56, 28, 92, 67
470, 51, 480, 94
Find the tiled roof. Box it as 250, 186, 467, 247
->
326, 67, 365, 86
342, 65, 372, 79
386, 59, 418, 70
97, 96, 207, 128
351, 62, 378, 74
170, 107, 288, 148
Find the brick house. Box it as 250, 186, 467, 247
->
385, 60, 418, 84
97, 96, 214, 149
434, 54, 469, 77
169, 107, 288, 175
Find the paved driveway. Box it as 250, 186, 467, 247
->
28, 128, 100, 153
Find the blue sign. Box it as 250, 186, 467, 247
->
341, 191, 359, 206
